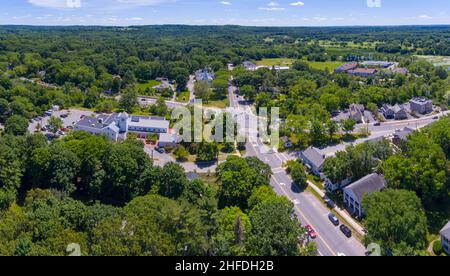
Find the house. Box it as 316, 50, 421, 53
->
392, 127, 414, 146
243, 61, 257, 71
348, 68, 378, 78
195, 67, 215, 84
349, 104, 365, 123
343, 173, 386, 217
410, 97, 433, 115
381, 104, 407, 120
75, 112, 170, 142
299, 146, 325, 177
325, 177, 353, 193
440, 221, 450, 255
152, 82, 173, 92
334, 62, 358, 74
75, 114, 121, 141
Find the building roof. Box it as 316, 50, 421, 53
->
360, 61, 395, 68
410, 97, 432, 105
335, 62, 358, 71
393, 127, 414, 141
128, 116, 169, 129
349, 68, 378, 75
440, 221, 450, 238
159, 132, 179, 143
344, 173, 386, 203
301, 146, 325, 168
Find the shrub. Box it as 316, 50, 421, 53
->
433, 240, 443, 255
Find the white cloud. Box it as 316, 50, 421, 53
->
219, 1, 232, 5
417, 15, 432, 19
290, 1, 304, 6
28, 0, 81, 9
259, 2, 285, 11
258, 7, 285, 11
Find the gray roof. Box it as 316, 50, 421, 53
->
301, 146, 325, 168
76, 113, 119, 130
344, 173, 386, 203
394, 127, 414, 141
440, 221, 450, 238
128, 116, 169, 129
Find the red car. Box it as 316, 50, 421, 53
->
305, 225, 317, 239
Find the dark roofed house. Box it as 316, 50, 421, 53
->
349, 104, 365, 123
381, 104, 407, 120
410, 97, 433, 115
440, 221, 450, 254
299, 146, 325, 177
348, 68, 378, 78
392, 127, 414, 146
343, 173, 386, 217
334, 62, 358, 74
243, 61, 257, 71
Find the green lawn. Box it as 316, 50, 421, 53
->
137, 80, 161, 91
306, 61, 346, 71
176, 91, 190, 103
255, 58, 294, 67
204, 99, 230, 109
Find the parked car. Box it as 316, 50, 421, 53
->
328, 213, 340, 226
323, 196, 335, 209
60, 114, 69, 118
432, 116, 439, 120
340, 225, 352, 238
374, 122, 381, 126
305, 225, 317, 239
156, 147, 165, 154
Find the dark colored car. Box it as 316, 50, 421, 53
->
156, 147, 165, 154
323, 197, 335, 209
328, 213, 340, 226
374, 122, 381, 126
340, 225, 352, 238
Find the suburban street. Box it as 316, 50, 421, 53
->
320, 110, 450, 157
226, 84, 367, 256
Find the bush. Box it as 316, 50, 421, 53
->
433, 240, 443, 255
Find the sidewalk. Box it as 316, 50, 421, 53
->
307, 180, 366, 237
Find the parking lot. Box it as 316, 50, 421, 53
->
28, 109, 94, 135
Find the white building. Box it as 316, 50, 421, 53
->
343, 173, 386, 218
440, 221, 450, 255
75, 112, 170, 142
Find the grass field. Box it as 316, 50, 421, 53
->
176, 91, 190, 103
415, 55, 450, 67
204, 98, 230, 109
255, 58, 294, 67
306, 61, 345, 71
137, 80, 161, 91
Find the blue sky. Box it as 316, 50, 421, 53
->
1, 0, 449, 26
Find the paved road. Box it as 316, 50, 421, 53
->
320, 111, 450, 157
224, 84, 367, 256
245, 131, 367, 256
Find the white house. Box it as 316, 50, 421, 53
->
343, 173, 386, 218
299, 146, 325, 177
440, 221, 450, 255
75, 112, 170, 142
